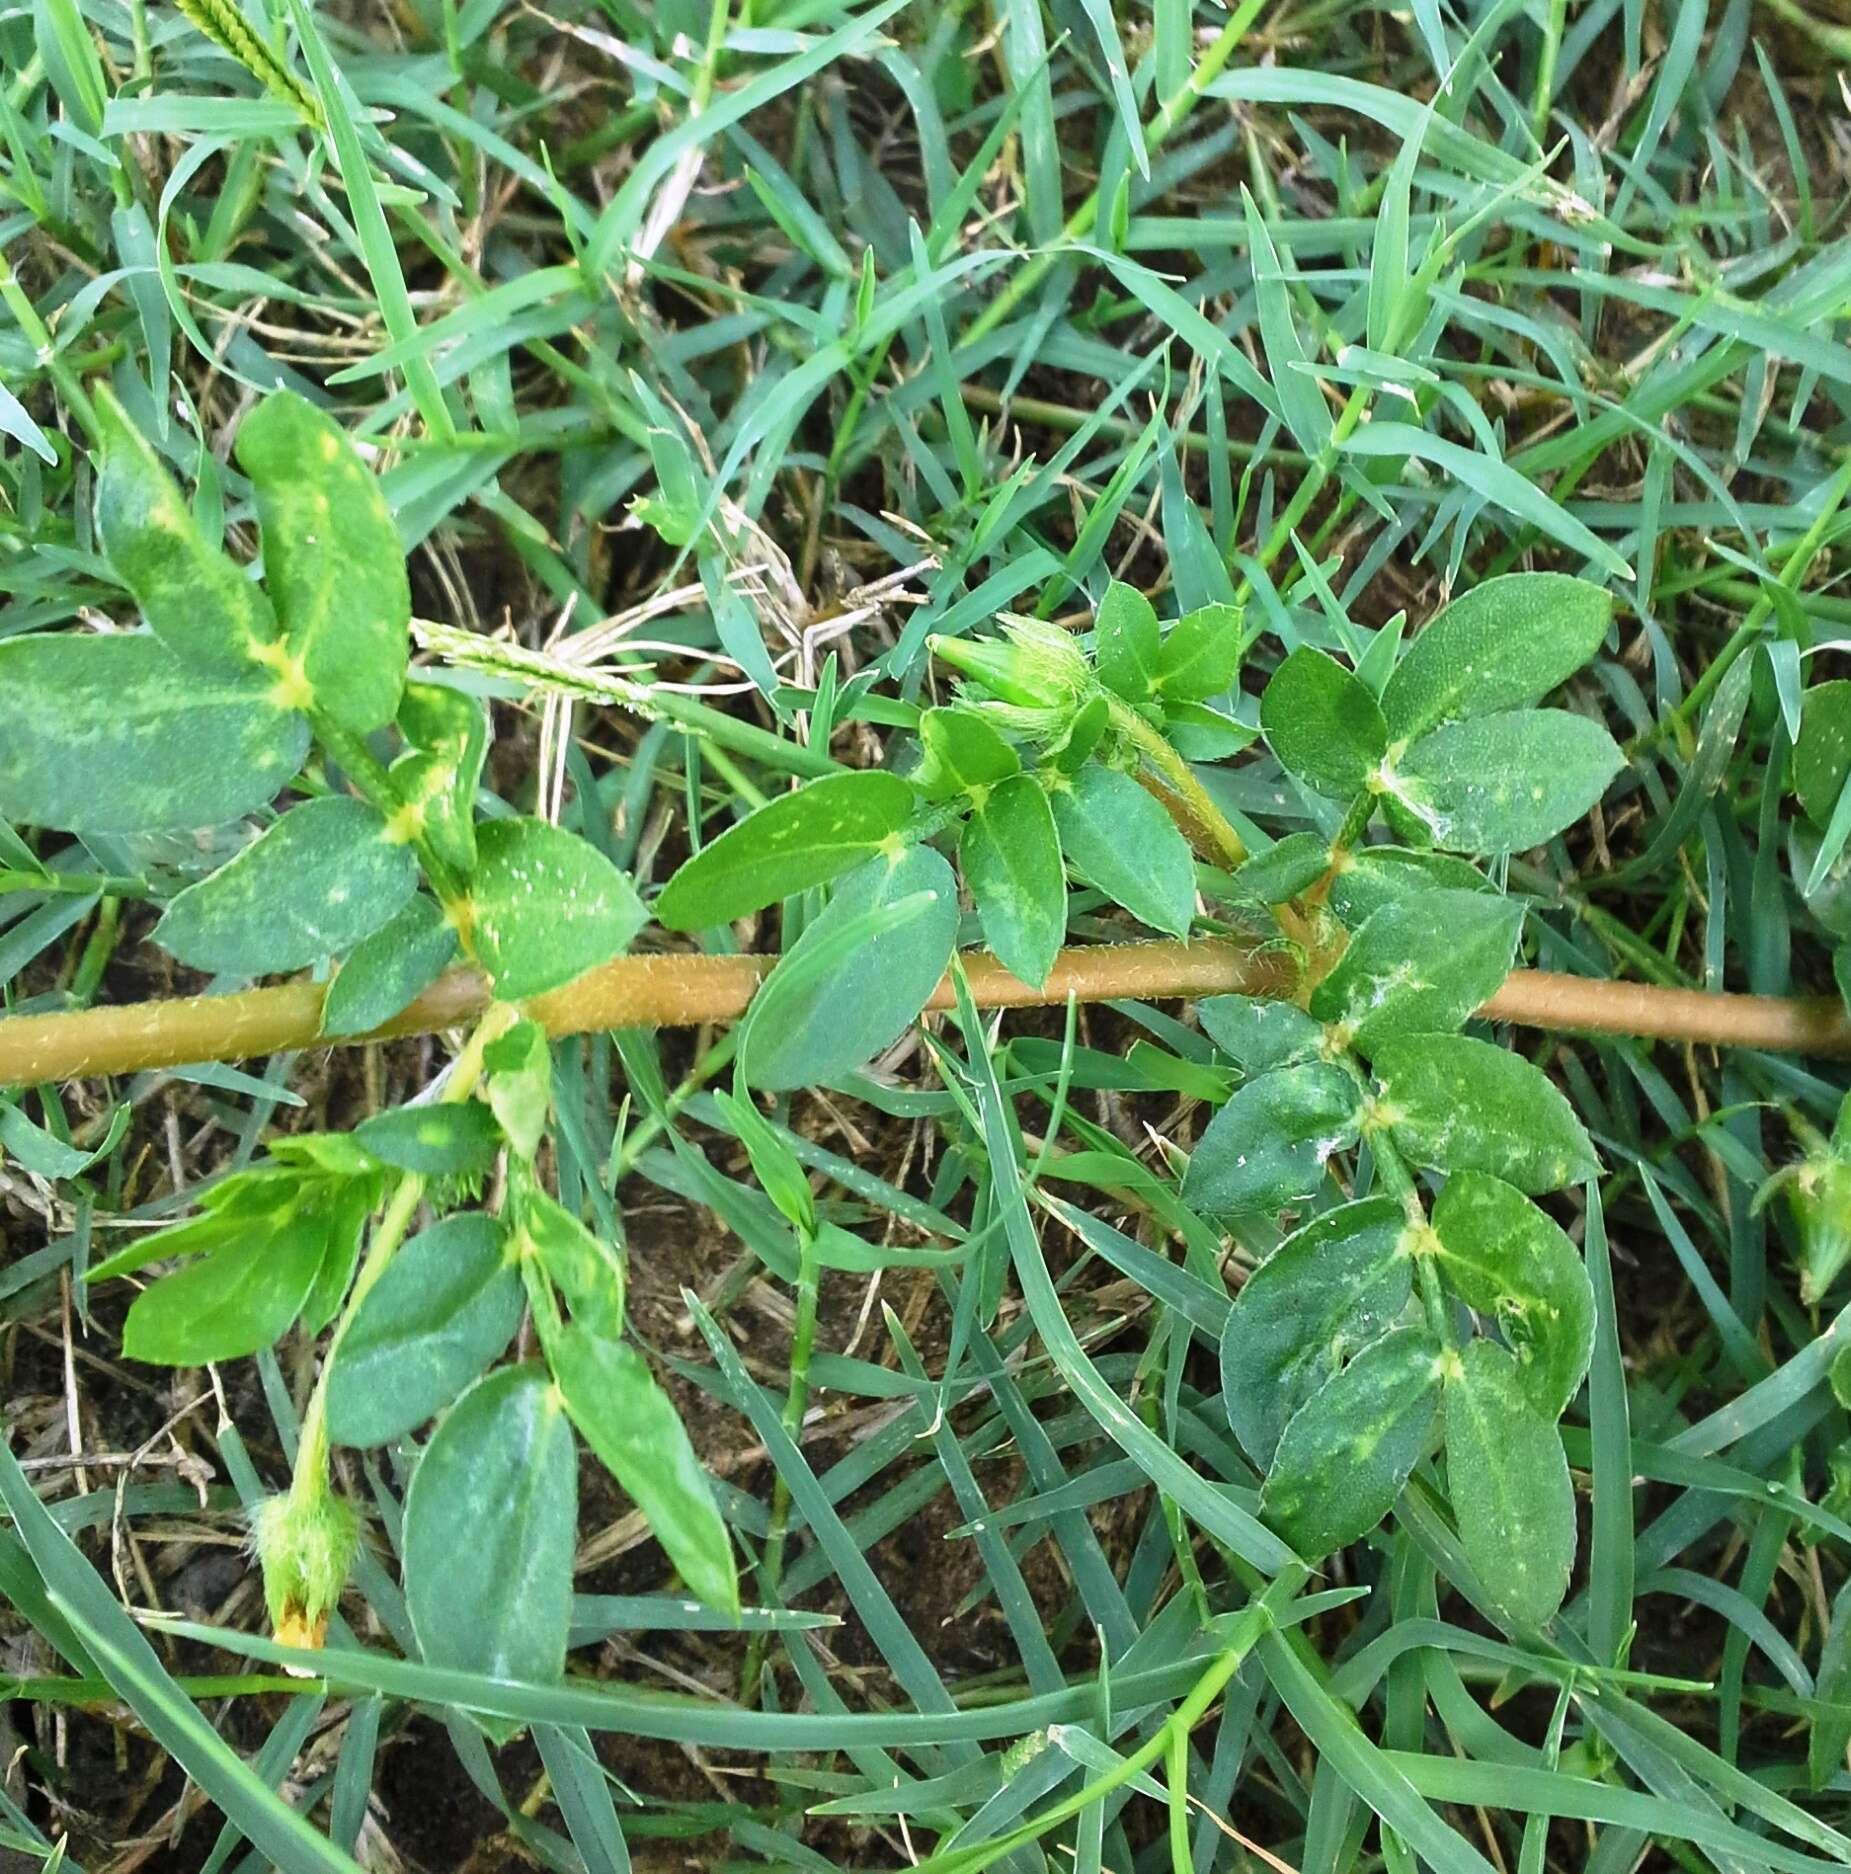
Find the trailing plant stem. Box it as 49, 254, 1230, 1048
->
8, 944, 1851, 1086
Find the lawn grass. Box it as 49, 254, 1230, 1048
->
4, 0, 1851, 1869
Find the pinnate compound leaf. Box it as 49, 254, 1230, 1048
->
1221, 1197, 1412, 1466
914, 708, 1019, 802
157, 796, 417, 974
1389, 709, 1624, 854
235, 391, 409, 733
1381, 573, 1614, 742
326, 1214, 522, 1448
1373, 1034, 1597, 1193
94, 388, 278, 674
1050, 764, 1196, 936
1260, 1326, 1443, 1559
1092, 580, 1161, 702
1309, 888, 1522, 1052
470, 818, 648, 1000
548, 1327, 739, 1618
320, 895, 457, 1037
1261, 647, 1387, 799
1181, 1063, 1360, 1215
0, 634, 308, 834
1444, 1338, 1576, 1630
404, 1365, 577, 1683
1154, 602, 1242, 701
961, 774, 1064, 987
742, 845, 958, 1091
1430, 1171, 1596, 1419
655, 771, 917, 929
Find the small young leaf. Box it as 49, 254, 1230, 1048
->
326, 1214, 522, 1447
320, 895, 458, 1037
519, 1189, 626, 1339
655, 771, 917, 930
1197, 995, 1323, 1075
485, 1018, 551, 1163
157, 796, 418, 974
122, 1221, 329, 1364
1381, 573, 1615, 742
961, 774, 1064, 987
1430, 1171, 1596, 1419
1153, 602, 1242, 702
94, 388, 279, 675
1180, 1063, 1360, 1215
1050, 765, 1196, 936
1795, 681, 1851, 830
404, 1365, 577, 1682
395, 681, 489, 875
1221, 1196, 1412, 1466
1389, 709, 1624, 854
743, 845, 958, 1091
1261, 648, 1388, 800
0, 634, 308, 834
1260, 1326, 1443, 1559
548, 1327, 739, 1618
914, 708, 1020, 803
354, 1101, 503, 1177
1444, 1338, 1576, 1630
1309, 888, 1523, 1052
235, 391, 410, 734
470, 818, 648, 1001
1093, 581, 1160, 703
1372, 1034, 1598, 1192
1228, 832, 1330, 906
1163, 700, 1254, 761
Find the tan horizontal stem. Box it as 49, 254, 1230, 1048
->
0, 944, 1846, 1087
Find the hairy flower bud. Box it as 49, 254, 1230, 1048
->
254, 1486, 358, 1651
1790, 1157, 1851, 1306
928, 617, 1093, 719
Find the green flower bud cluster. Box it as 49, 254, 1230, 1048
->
254, 1483, 359, 1650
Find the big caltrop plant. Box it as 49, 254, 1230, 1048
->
6, 392, 737, 1661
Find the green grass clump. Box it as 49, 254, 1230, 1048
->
4, 0, 1851, 1869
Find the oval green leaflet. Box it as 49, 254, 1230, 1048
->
0, 633, 309, 835
1429, 1171, 1596, 1419
545, 1325, 739, 1618
1381, 572, 1614, 742
325, 1214, 523, 1448
1443, 1337, 1576, 1630
157, 796, 419, 975
913, 708, 1019, 803
1048, 763, 1196, 937
655, 770, 918, 930
93, 386, 279, 676
235, 390, 410, 734
1220, 1196, 1413, 1467
740, 844, 959, 1091
403, 1364, 577, 1683
516, 1184, 627, 1340
1385, 709, 1625, 855
352, 1100, 503, 1177
320, 895, 458, 1037
1092, 580, 1161, 703
1181, 1063, 1361, 1216
1308, 887, 1523, 1054
469, 817, 649, 1001
1259, 1326, 1444, 1560
960, 773, 1065, 987
1370, 1033, 1599, 1193
1260, 646, 1388, 801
